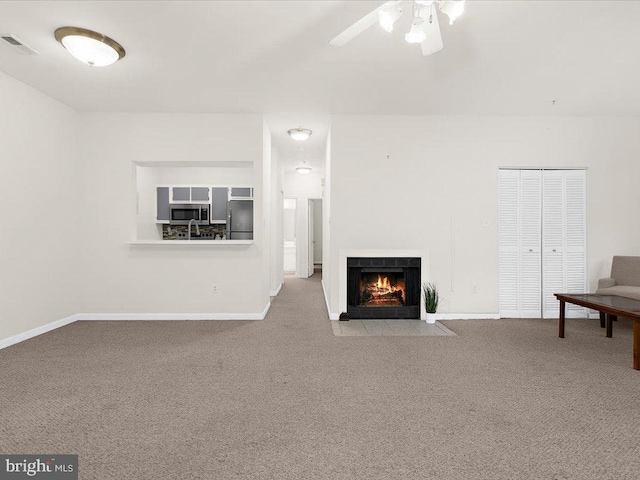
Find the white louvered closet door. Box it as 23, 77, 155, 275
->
542, 170, 587, 318
499, 170, 542, 318
498, 170, 520, 317
519, 170, 543, 317
541, 171, 565, 317
499, 169, 586, 319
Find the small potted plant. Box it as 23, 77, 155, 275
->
423, 282, 439, 324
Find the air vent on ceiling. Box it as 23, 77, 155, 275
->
1, 34, 40, 56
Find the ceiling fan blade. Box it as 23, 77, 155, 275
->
420, 6, 444, 56
329, 1, 395, 47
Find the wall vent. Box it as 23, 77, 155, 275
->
1, 34, 40, 56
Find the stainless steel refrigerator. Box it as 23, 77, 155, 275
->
227, 200, 254, 240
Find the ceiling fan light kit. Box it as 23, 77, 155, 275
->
379, 2, 403, 33
438, 0, 466, 25
405, 17, 427, 44
330, 0, 465, 56
287, 127, 312, 142
55, 26, 125, 66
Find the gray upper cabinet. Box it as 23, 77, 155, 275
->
191, 187, 210, 202
156, 187, 170, 222
172, 187, 190, 202
171, 186, 210, 203
211, 187, 228, 223
230, 187, 253, 198
156, 184, 252, 225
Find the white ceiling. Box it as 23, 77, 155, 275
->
1, 0, 640, 168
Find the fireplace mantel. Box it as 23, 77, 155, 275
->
338, 249, 429, 320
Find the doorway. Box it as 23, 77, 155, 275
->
283, 198, 297, 273
308, 198, 323, 277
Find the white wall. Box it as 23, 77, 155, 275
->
283, 169, 323, 277
261, 120, 273, 303
77, 113, 270, 316
155, 166, 253, 185
0, 71, 80, 340
283, 201, 297, 242
322, 127, 332, 308
325, 115, 640, 316
270, 147, 284, 294
136, 165, 160, 240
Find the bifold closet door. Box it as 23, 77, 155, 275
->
542, 170, 587, 318
498, 170, 542, 318
499, 169, 586, 319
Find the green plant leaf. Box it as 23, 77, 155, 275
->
422, 282, 439, 313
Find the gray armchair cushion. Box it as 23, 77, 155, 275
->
595, 286, 640, 301
595, 257, 640, 301
597, 278, 616, 289
611, 256, 640, 287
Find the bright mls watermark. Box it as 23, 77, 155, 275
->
0, 456, 77, 479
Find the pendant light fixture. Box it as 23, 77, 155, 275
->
287, 127, 313, 142
54, 27, 125, 67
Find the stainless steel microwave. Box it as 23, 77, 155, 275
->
169, 204, 209, 225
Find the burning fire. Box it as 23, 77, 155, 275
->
359, 272, 406, 307
375, 275, 392, 293
368, 275, 404, 302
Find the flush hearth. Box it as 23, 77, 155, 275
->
347, 257, 421, 319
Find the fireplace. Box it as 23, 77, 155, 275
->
347, 257, 421, 319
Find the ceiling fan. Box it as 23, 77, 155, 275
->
330, 0, 466, 56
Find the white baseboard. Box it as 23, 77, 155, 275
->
438, 313, 501, 320
441, 314, 592, 320
321, 280, 340, 320
78, 304, 271, 321
0, 314, 78, 350
328, 313, 500, 321
270, 283, 282, 297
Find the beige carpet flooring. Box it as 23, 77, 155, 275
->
1, 273, 640, 479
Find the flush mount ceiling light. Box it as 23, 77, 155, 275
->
54, 26, 125, 67
296, 162, 312, 175
330, 0, 465, 57
287, 127, 313, 142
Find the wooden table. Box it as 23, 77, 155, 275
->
555, 293, 640, 370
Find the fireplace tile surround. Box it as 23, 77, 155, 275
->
331, 319, 456, 337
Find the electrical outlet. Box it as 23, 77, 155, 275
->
472, 283, 478, 294
212, 284, 218, 294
